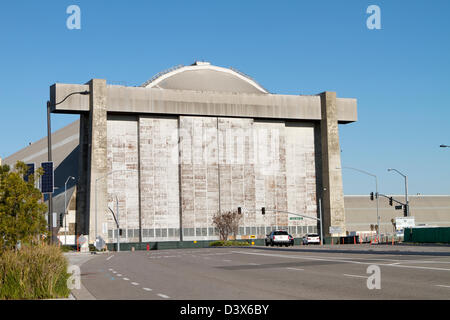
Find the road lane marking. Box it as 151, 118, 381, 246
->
131, 282, 139, 286
435, 285, 450, 288
117, 274, 122, 277
106, 255, 114, 261
248, 263, 260, 265
123, 278, 129, 281
108, 268, 113, 271
143, 288, 152, 291
344, 274, 368, 279
233, 251, 450, 272
112, 271, 117, 274
157, 293, 170, 299
286, 267, 304, 271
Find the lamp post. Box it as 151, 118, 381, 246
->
388, 168, 409, 217
64, 176, 76, 245
47, 90, 89, 244
339, 166, 380, 242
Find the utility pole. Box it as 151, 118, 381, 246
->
388, 168, 409, 217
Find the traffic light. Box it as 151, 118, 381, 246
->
59, 213, 64, 227
403, 205, 407, 217
238, 207, 242, 214
261, 207, 265, 215
389, 197, 393, 206
370, 192, 374, 201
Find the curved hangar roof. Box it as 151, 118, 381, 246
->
142, 61, 268, 94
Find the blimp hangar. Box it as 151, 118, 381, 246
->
46, 62, 357, 244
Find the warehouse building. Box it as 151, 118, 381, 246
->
5, 62, 361, 244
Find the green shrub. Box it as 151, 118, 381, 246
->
0, 244, 71, 299
209, 240, 250, 247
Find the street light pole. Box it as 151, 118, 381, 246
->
46, 101, 53, 243
64, 176, 75, 245
388, 168, 409, 217
95, 169, 138, 241
47, 90, 89, 244
339, 166, 380, 242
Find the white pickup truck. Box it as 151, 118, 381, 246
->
265, 230, 294, 247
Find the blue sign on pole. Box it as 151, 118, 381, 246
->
40, 162, 54, 193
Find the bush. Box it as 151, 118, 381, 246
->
209, 240, 250, 247
0, 244, 71, 299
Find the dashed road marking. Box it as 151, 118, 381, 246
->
157, 293, 170, 299
131, 282, 139, 286
123, 277, 129, 281
106, 255, 114, 261
286, 267, 304, 271
343, 274, 368, 279
117, 274, 122, 277
435, 285, 450, 288
143, 288, 152, 291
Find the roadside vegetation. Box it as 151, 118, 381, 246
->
209, 240, 250, 247
0, 244, 70, 299
0, 161, 70, 299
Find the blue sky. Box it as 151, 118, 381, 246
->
0, 0, 449, 195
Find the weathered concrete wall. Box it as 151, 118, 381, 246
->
285, 123, 317, 234
179, 116, 220, 240
106, 115, 140, 242
178, 117, 318, 240
139, 116, 180, 241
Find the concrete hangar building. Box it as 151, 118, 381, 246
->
7, 61, 360, 244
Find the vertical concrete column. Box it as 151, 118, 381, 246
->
319, 92, 346, 238
87, 79, 108, 243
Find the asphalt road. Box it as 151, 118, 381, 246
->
74, 245, 450, 300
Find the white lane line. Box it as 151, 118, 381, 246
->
108, 268, 113, 271
233, 251, 450, 272
106, 255, 114, 261
157, 293, 170, 299
435, 285, 450, 288
117, 274, 122, 277
344, 274, 368, 279
286, 267, 304, 271
112, 271, 117, 274
123, 277, 129, 281
243, 250, 450, 265
143, 288, 152, 291
131, 282, 139, 286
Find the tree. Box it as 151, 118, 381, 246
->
212, 209, 242, 241
0, 161, 48, 251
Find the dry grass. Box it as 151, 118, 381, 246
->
0, 244, 70, 299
